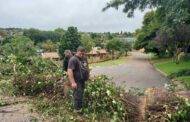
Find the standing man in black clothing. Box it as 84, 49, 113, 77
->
63, 50, 72, 72
67, 46, 90, 114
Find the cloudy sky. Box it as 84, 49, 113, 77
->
0, 0, 147, 32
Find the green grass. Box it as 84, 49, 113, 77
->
175, 76, 190, 89
154, 60, 190, 75
153, 58, 190, 89
175, 76, 190, 82
89, 56, 129, 67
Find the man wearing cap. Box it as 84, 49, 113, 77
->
67, 46, 90, 114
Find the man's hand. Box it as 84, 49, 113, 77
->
71, 82, 77, 89
88, 72, 93, 81
89, 75, 93, 81
67, 68, 77, 89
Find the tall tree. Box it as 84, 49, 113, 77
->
104, 0, 190, 60
59, 27, 81, 59
40, 40, 57, 52
81, 34, 95, 52
106, 39, 123, 51
134, 11, 159, 52
24, 28, 62, 44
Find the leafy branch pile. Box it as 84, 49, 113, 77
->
0, 55, 62, 96
34, 76, 129, 122
168, 69, 190, 79
0, 57, 128, 122
168, 97, 190, 122
82, 75, 127, 121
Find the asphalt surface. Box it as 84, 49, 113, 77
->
92, 51, 168, 90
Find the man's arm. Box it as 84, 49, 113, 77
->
67, 57, 77, 89
67, 69, 77, 89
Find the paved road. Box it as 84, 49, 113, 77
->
92, 51, 168, 90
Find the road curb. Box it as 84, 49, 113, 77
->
148, 58, 168, 77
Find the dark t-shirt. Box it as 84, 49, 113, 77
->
63, 56, 70, 72
68, 55, 89, 82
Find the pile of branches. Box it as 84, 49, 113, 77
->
0, 55, 64, 96
145, 88, 190, 122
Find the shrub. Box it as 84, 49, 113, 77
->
0, 55, 62, 96
34, 75, 128, 122
168, 69, 190, 79
0, 79, 15, 96
82, 75, 127, 121
175, 76, 190, 90
168, 98, 190, 122
180, 53, 190, 62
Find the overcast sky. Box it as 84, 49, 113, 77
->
0, 0, 147, 32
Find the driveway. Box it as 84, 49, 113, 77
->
92, 51, 168, 90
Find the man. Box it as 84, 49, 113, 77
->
63, 50, 72, 72
67, 46, 89, 114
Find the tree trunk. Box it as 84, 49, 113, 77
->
174, 48, 182, 64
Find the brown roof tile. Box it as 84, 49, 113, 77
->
42, 52, 60, 59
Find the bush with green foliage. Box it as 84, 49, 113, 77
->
168, 98, 190, 122
168, 69, 190, 90
106, 39, 131, 58
0, 55, 62, 96
34, 75, 127, 122
82, 75, 127, 121
176, 76, 190, 90
80, 34, 95, 52
0, 35, 36, 57
168, 69, 190, 79
180, 53, 190, 62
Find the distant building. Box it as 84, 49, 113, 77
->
41, 52, 60, 60
86, 48, 110, 63
117, 37, 136, 42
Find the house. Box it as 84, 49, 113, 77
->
41, 52, 60, 60
86, 48, 111, 63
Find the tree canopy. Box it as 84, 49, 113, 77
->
0, 35, 36, 57
80, 34, 95, 52
103, 0, 161, 17
104, 0, 190, 62
23, 28, 62, 44
59, 27, 81, 59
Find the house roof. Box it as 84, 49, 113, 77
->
86, 48, 108, 55
98, 49, 108, 54
41, 52, 60, 59
87, 48, 98, 55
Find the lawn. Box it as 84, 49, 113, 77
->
153, 58, 190, 89
154, 60, 190, 75
89, 56, 129, 67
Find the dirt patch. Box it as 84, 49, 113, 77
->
0, 104, 39, 122
0, 96, 40, 122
